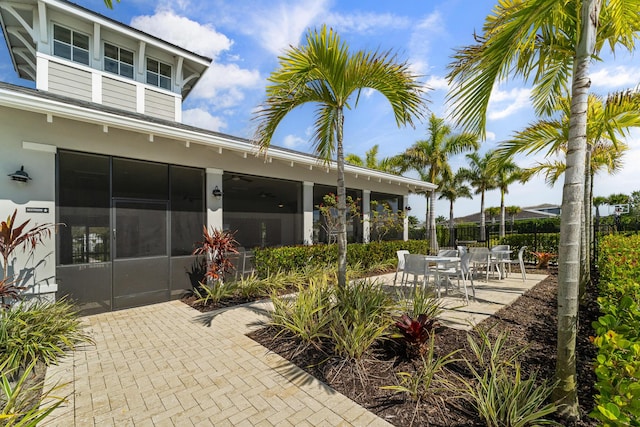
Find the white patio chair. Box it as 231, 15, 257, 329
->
505, 246, 527, 282
490, 244, 511, 279
400, 254, 434, 294
468, 247, 491, 281
393, 250, 410, 285
434, 251, 474, 304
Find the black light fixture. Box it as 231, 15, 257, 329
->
405, 206, 412, 211
212, 185, 223, 200
8, 165, 31, 183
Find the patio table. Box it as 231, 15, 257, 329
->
490, 249, 513, 279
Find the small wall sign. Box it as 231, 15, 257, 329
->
25, 207, 49, 214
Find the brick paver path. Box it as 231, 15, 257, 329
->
43, 300, 392, 426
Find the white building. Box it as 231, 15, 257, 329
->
0, 0, 435, 313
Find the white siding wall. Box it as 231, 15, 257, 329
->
48, 62, 92, 102
145, 88, 176, 121
102, 77, 137, 113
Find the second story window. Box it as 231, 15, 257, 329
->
104, 43, 134, 79
146, 58, 172, 90
53, 25, 89, 65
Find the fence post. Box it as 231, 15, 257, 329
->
534, 221, 538, 252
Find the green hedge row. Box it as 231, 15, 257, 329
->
253, 240, 432, 276
591, 234, 640, 426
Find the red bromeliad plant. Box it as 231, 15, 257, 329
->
192, 226, 239, 282
395, 313, 439, 356
0, 209, 55, 307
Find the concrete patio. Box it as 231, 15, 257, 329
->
42, 271, 548, 426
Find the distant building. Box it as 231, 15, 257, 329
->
455, 204, 560, 224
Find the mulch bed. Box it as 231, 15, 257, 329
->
246, 268, 601, 426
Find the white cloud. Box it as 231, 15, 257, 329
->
240, 0, 330, 55
487, 87, 532, 120
130, 10, 231, 59
182, 108, 227, 131
425, 75, 449, 91
190, 63, 261, 109
326, 12, 410, 34
408, 12, 445, 74
282, 134, 306, 149
590, 66, 640, 90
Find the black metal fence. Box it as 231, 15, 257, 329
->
429, 218, 640, 264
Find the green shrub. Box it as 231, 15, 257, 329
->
591, 234, 640, 426
0, 299, 93, 371
253, 239, 431, 276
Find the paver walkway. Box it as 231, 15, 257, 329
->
43, 271, 547, 426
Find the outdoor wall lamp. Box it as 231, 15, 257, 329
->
8, 165, 31, 183
405, 206, 412, 211
212, 186, 223, 200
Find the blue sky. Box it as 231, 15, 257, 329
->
2, 0, 639, 219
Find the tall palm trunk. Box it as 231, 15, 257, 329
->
580, 148, 592, 297
336, 108, 348, 288
429, 190, 438, 253
554, 0, 601, 420
449, 200, 455, 247
479, 191, 486, 241
499, 190, 506, 238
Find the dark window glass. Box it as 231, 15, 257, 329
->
222, 173, 302, 248
58, 151, 111, 265
53, 25, 89, 65
74, 33, 89, 50
113, 158, 168, 200
146, 58, 172, 90
53, 42, 71, 60
115, 201, 167, 258
53, 25, 71, 44
313, 185, 363, 244
370, 192, 403, 241
170, 166, 204, 256
104, 43, 134, 78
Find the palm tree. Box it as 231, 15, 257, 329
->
345, 144, 400, 174
398, 114, 478, 252
493, 159, 521, 238
446, 0, 640, 419
592, 196, 607, 227
103, 0, 118, 7
506, 205, 522, 233
459, 151, 496, 242
254, 25, 425, 288
438, 170, 472, 246
485, 207, 500, 224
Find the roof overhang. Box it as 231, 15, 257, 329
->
0, 84, 437, 194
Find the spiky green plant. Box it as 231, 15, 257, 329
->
330, 279, 396, 360
0, 299, 92, 371
193, 281, 238, 306
270, 277, 333, 347
0, 360, 66, 426
459, 329, 559, 427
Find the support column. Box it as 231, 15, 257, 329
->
363, 190, 371, 243
403, 195, 409, 241
206, 168, 223, 230
303, 181, 314, 245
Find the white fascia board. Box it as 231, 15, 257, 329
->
0, 86, 436, 193
40, 0, 211, 66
